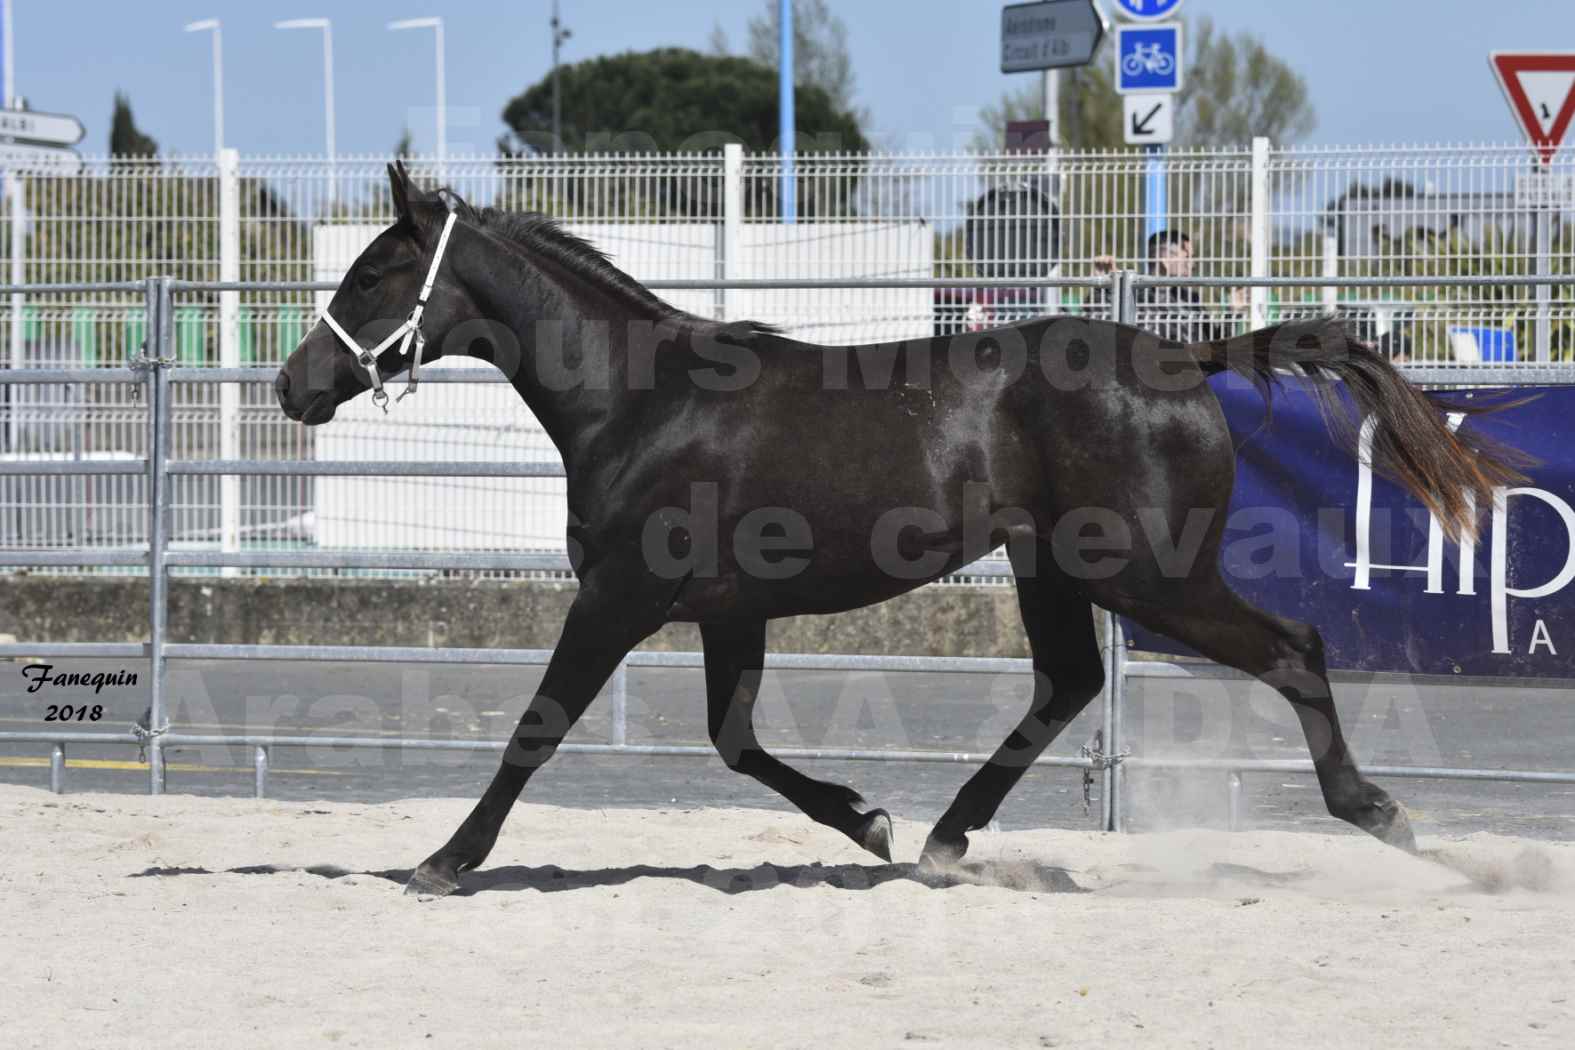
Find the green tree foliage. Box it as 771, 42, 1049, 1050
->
499, 47, 867, 156
1178, 18, 1315, 147
498, 47, 869, 218
108, 92, 157, 157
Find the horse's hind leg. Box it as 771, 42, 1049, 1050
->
702, 620, 894, 861
1102, 575, 1415, 851
921, 551, 1105, 867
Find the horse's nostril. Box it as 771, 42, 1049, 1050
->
274, 371, 290, 400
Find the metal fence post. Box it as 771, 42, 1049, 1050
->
608, 660, 628, 748
1098, 269, 1136, 833
146, 277, 172, 795
721, 143, 742, 323
50, 743, 65, 794
6, 170, 23, 455
1249, 136, 1271, 330
218, 148, 241, 572
254, 746, 268, 798
1535, 194, 1553, 362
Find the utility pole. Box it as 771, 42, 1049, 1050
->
551, 1, 571, 152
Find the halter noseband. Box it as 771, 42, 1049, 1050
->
320, 209, 458, 412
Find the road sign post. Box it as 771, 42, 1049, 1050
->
1116, 22, 1183, 241
1491, 52, 1575, 361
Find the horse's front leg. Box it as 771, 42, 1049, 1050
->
406, 592, 654, 896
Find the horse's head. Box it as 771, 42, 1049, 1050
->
275, 161, 481, 424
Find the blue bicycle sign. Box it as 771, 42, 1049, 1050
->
1113, 0, 1185, 20
1116, 23, 1182, 93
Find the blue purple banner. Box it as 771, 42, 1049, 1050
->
1122, 376, 1575, 677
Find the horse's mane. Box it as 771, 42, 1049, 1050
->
427, 186, 777, 339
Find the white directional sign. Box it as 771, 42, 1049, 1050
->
1000, 0, 1109, 74
0, 141, 83, 175
1123, 92, 1174, 145
0, 109, 84, 147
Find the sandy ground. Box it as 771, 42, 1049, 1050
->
4, 784, 1573, 1049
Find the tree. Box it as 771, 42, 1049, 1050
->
1177, 18, 1315, 146
742, 0, 858, 116
109, 91, 157, 156
499, 48, 867, 155
971, 16, 1315, 151
393, 126, 414, 159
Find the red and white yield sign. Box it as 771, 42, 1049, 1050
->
1490, 52, 1575, 165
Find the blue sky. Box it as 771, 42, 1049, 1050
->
8, 0, 1570, 156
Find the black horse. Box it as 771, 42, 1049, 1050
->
276, 164, 1524, 896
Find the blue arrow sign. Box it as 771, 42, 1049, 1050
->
1116, 22, 1183, 94
1113, 0, 1185, 20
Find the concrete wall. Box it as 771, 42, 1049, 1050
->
0, 576, 1036, 659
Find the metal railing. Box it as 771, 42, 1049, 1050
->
3, 271, 1575, 837
3, 142, 1572, 562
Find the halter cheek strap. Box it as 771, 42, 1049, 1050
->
319, 210, 458, 412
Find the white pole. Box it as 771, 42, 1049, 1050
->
4, 1, 18, 455
1249, 135, 1271, 330
1041, 69, 1060, 314
184, 20, 224, 154
1321, 234, 1339, 314
722, 143, 742, 322
275, 20, 337, 205
388, 18, 446, 178
3, 0, 13, 108
1042, 69, 1058, 146
218, 147, 240, 573
435, 20, 446, 176
213, 26, 224, 154
324, 23, 336, 203
6, 170, 21, 455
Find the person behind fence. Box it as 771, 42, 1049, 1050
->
1095, 230, 1248, 344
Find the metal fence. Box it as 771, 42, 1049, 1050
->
4, 270, 1575, 835
1, 142, 1570, 563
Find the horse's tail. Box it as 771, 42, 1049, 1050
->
1185, 315, 1532, 544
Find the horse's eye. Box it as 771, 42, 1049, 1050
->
356, 267, 381, 292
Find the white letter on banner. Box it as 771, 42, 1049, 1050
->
1490, 487, 1575, 655
1348, 414, 1464, 593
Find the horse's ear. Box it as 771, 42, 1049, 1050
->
436, 188, 477, 222
388, 161, 411, 221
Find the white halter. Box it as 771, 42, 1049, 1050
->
320, 210, 458, 411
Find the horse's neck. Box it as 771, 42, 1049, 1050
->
455, 234, 648, 473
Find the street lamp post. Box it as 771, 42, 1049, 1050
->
183, 19, 224, 155
551, 1, 571, 152
275, 18, 337, 205
388, 17, 446, 178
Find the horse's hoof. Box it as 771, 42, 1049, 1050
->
918, 831, 968, 871
405, 862, 461, 898
1373, 800, 1417, 854
854, 809, 894, 862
